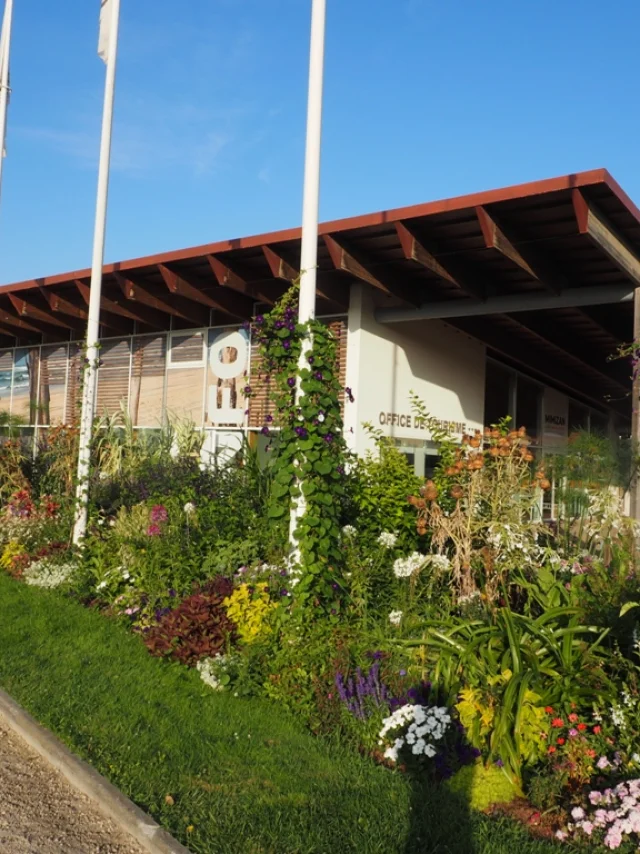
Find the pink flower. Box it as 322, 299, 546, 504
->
597, 756, 611, 770
147, 523, 162, 537
150, 504, 168, 524
581, 821, 594, 836
569, 728, 579, 738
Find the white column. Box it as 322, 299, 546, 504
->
289, 0, 327, 550
73, 0, 121, 545
0, 0, 15, 205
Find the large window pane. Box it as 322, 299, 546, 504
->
130, 335, 166, 427
96, 338, 131, 418
484, 361, 512, 428
516, 377, 541, 444
166, 332, 205, 425
12, 348, 39, 424
0, 350, 12, 414
38, 344, 68, 426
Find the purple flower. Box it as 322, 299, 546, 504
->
255, 315, 264, 325
324, 433, 334, 443
241, 321, 250, 330
283, 340, 291, 350
287, 377, 296, 388
280, 589, 289, 597
568, 728, 579, 738
399, 669, 407, 677
495, 758, 504, 768
331, 582, 340, 590
314, 371, 323, 381
275, 320, 284, 329
244, 385, 252, 394
168, 589, 177, 598
265, 414, 273, 423
308, 356, 314, 364
261, 426, 270, 436
337, 465, 345, 475
294, 426, 308, 439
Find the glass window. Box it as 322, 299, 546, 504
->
38, 345, 68, 426
12, 348, 39, 424
568, 401, 589, 434
0, 349, 12, 414
96, 338, 131, 418
516, 377, 541, 443
484, 361, 512, 428
130, 335, 167, 427
590, 411, 609, 435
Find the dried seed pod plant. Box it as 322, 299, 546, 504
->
409, 419, 550, 604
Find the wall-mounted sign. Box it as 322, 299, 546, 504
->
543, 388, 569, 445
378, 411, 468, 436
206, 327, 250, 426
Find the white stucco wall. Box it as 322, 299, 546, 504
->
344, 285, 487, 454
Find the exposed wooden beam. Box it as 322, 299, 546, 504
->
573, 189, 640, 286
323, 233, 419, 305
207, 254, 276, 306
395, 221, 483, 300
262, 245, 298, 281
41, 289, 128, 335
0, 310, 44, 335
475, 206, 561, 295
8, 294, 74, 329
74, 279, 158, 327
450, 315, 627, 417
115, 273, 205, 326
158, 263, 252, 321
260, 246, 348, 308
41, 290, 88, 322
505, 313, 629, 393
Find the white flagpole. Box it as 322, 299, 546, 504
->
289, 0, 327, 551
73, 0, 121, 545
0, 0, 15, 202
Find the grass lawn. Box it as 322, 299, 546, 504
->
0, 573, 580, 854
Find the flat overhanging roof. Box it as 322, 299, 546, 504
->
0, 168, 638, 417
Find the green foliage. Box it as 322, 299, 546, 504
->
349, 426, 424, 551
249, 285, 349, 611
447, 762, 522, 811
402, 603, 615, 782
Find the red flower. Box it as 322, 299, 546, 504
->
593, 725, 602, 735
551, 718, 564, 728
577, 723, 587, 732
557, 737, 565, 745
545, 706, 554, 714
568, 713, 579, 723
547, 746, 556, 754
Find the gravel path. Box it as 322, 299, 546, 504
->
0, 720, 148, 854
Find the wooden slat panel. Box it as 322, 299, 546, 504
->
96, 338, 131, 417
248, 317, 348, 428
130, 334, 167, 427
38, 344, 68, 426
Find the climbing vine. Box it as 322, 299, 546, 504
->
247, 284, 350, 613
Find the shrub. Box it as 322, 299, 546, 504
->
446, 762, 521, 811
143, 577, 237, 666
223, 583, 276, 645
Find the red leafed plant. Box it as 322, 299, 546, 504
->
142, 577, 237, 666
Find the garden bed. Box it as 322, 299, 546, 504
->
0, 572, 570, 854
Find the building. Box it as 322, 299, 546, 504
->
0, 169, 637, 508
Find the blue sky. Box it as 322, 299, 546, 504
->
1, 0, 639, 284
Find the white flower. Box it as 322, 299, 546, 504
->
572, 807, 585, 820
97, 580, 108, 590
388, 610, 403, 626
23, 559, 77, 589
429, 554, 451, 572
341, 525, 357, 538
183, 502, 196, 515
378, 531, 398, 549
317, 413, 325, 423
393, 552, 425, 579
